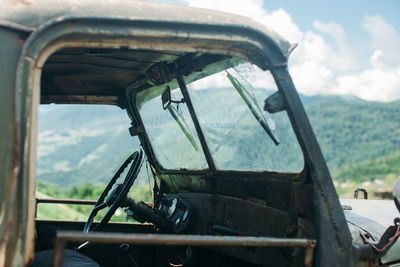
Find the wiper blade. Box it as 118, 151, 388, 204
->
167, 105, 199, 151
227, 72, 280, 145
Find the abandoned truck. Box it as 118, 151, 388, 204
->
1, 0, 399, 266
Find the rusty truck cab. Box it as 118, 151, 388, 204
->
0, 1, 358, 266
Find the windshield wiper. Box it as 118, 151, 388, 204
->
167, 104, 200, 151
227, 72, 280, 145
161, 86, 200, 151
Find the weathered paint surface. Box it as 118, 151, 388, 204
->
0, 0, 290, 60
0, 26, 30, 267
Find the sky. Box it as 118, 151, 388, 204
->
150, 0, 400, 102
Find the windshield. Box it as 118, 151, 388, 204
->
136, 61, 304, 172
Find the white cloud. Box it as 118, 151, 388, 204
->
362, 15, 400, 69
333, 67, 400, 102
329, 15, 400, 102
313, 21, 355, 70
186, 0, 302, 41
183, 0, 400, 102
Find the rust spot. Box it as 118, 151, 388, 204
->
11, 31, 30, 48
0, 242, 7, 266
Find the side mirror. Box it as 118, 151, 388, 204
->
264, 91, 285, 113
161, 86, 185, 110
393, 176, 400, 213
161, 86, 172, 110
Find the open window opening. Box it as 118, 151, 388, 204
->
35, 104, 154, 221
35, 47, 168, 222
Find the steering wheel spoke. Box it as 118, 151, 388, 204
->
93, 202, 107, 212
83, 150, 144, 233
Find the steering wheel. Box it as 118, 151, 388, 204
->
84, 149, 144, 232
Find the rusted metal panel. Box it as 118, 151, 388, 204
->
271, 65, 354, 266
0, 27, 31, 267
0, 0, 291, 64
0, 2, 364, 266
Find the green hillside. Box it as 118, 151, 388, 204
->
333, 152, 400, 183
36, 191, 87, 220
305, 98, 400, 173
332, 152, 400, 198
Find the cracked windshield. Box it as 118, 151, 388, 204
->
139, 62, 304, 172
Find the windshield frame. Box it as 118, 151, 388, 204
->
130, 56, 305, 178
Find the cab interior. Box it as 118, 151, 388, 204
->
34, 46, 314, 267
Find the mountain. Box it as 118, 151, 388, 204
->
36, 92, 400, 188
305, 98, 400, 173
38, 105, 141, 187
